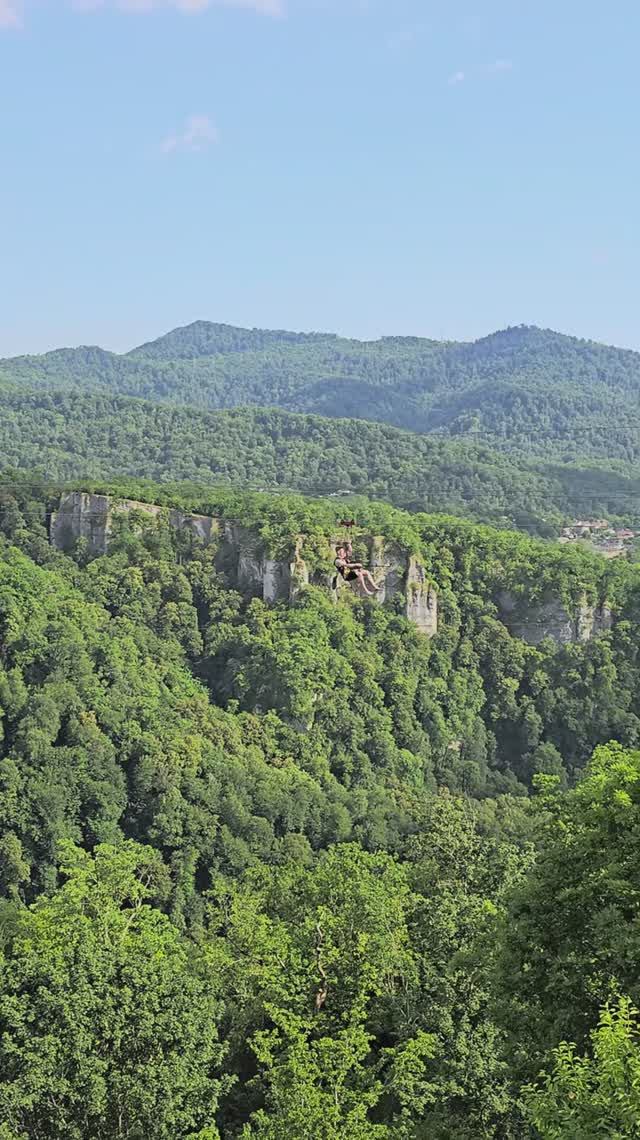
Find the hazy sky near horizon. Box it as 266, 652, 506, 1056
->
0, 0, 638, 356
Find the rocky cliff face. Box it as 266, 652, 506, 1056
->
369, 536, 406, 604
216, 521, 301, 604
50, 492, 219, 555
497, 590, 613, 645
406, 557, 438, 637
49, 492, 438, 636
49, 493, 618, 647
50, 492, 113, 555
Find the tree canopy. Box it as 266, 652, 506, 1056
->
1, 476, 640, 1135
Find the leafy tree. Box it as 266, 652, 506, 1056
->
397, 794, 529, 1138
0, 841, 227, 1140
523, 997, 640, 1139
496, 744, 640, 1080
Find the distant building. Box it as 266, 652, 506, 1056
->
558, 518, 635, 553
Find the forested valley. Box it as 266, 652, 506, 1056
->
3, 475, 640, 1137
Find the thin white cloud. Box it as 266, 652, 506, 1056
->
448, 70, 465, 86
160, 114, 220, 154
488, 59, 513, 73
75, 0, 284, 14
1, 0, 284, 28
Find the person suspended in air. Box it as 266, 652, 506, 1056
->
333, 544, 381, 596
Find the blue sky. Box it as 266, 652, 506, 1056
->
1, 0, 638, 356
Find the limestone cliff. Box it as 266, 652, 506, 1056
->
49, 492, 620, 647
50, 492, 113, 555
496, 590, 613, 645
406, 557, 438, 637
216, 521, 301, 604
48, 492, 438, 636
50, 492, 219, 555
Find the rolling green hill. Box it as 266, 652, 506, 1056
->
3, 321, 640, 461
3, 392, 640, 533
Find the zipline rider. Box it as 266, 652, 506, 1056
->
333, 544, 380, 597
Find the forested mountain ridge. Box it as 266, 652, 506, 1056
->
5, 394, 640, 534
3, 321, 640, 461
128, 319, 342, 360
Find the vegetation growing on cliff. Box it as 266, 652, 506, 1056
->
2, 478, 640, 1134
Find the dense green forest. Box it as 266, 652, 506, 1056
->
4, 393, 640, 535
4, 321, 640, 461
3, 477, 640, 1136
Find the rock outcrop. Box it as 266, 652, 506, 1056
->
50, 492, 112, 555
50, 492, 220, 556
497, 590, 613, 645
216, 521, 302, 604
406, 557, 438, 637
369, 536, 406, 604
49, 493, 619, 647
49, 492, 438, 635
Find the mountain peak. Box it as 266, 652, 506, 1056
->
127, 321, 337, 361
